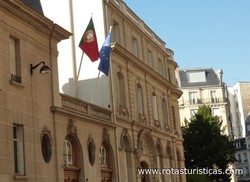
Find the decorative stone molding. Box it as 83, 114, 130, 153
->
138, 113, 147, 124
118, 105, 129, 118
102, 128, 110, 142
87, 135, 96, 166
154, 119, 161, 129
40, 126, 52, 144
67, 119, 77, 136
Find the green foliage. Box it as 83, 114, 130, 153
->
186, 174, 212, 182
182, 105, 235, 182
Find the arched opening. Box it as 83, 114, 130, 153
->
176, 149, 182, 182
63, 135, 83, 182
140, 161, 150, 182
100, 142, 113, 182
166, 146, 174, 182
122, 135, 133, 182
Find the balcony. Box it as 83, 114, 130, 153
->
57, 94, 112, 123
179, 97, 226, 107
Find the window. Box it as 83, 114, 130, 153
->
190, 109, 198, 117
162, 99, 168, 126
117, 72, 126, 107
136, 84, 144, 114
171, 106, 176, 129
147, 50, 153, 68
243, 153, 248, 162
158, 59, 164, 75
188, 71, 206, 83
99, 146, 107, 166
113, 21, 120, 43
237, 153, 242, 163
168, 68, 171, 82
41, 134, 52, 163
10, 37, 21, 83
13, 124, 24, 175
132, 37, 138, 57
212, 108, 220, 117
211, 91, 219, 103
88, 141, 96, 166
189, 92, 198, 105
152, 92, 158, 120
63, 140, 73, 165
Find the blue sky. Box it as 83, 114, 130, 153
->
125, 0, 250, 86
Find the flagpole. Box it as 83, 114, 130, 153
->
68, 0, 77, 96
74, 52, 84, 97
90, 71, 101, 103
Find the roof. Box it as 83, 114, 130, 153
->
178, 68, 222, 88
21, 0, 43, 14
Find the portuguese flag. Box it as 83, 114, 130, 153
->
79, 18, 99, 62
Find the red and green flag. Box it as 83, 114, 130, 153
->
79, 18, 99, 62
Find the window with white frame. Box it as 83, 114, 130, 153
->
212, 108, 220, 117
189, 92, 198, 105
63, 140, 73, 165
190, 109, 198, 117
99, 146, 107, 166
152, 92, 158, 120
13, 124, 24, 175
10, 37, 21, 83
210, 91, 219, 103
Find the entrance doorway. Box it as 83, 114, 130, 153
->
140, 161, 150, 182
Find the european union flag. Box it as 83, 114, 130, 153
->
98, 31, 111, 76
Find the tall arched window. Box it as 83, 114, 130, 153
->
152, 92, 158, 120
117, 72, 126, 107
113, 21, 120, 43
132, 37, 139, 57
137, 83, 144, 114
171, 105, 177, 130
162, 98, 168, 128
122, 135, 133, 182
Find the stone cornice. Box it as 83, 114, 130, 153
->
0, 0, 71, 41
111, 42, 182, 98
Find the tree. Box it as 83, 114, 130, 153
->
182, 105, 235, 182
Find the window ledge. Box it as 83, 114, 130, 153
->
9, 80, 24, 88
13, 175, 28, 180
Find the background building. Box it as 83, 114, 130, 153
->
228, 82, 250, 139
0, 0, 186, 182
177, 68, 232, 137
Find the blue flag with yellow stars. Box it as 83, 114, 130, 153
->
98, 31, 111, 76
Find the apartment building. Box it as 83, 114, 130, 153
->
177, 68, 232, 137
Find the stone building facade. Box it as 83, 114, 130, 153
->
0, 0, 186, 182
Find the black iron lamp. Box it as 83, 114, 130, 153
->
30, 61, 52, 75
